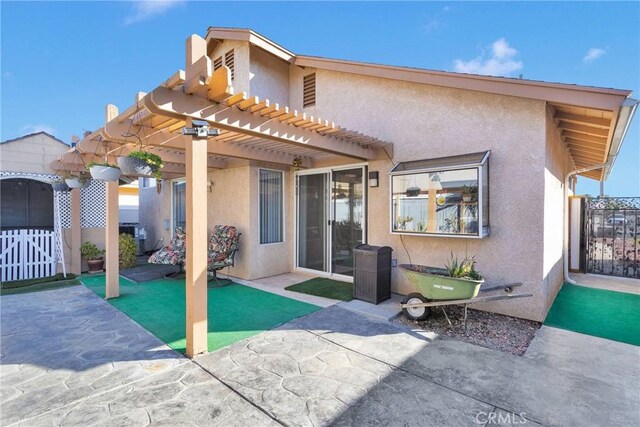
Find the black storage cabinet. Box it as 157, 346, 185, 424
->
353, 244, 393, 304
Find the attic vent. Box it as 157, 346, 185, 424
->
303, 73, 316, 108
213, 56, 223, 71
224, 49, 235, 80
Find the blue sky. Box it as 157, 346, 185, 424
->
2, 1, 638, 195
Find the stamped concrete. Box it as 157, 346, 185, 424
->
2, 286, 638, 427
0, 286, 275, 427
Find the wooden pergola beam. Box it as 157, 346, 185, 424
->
103, 119, 314, 168
145, 86, 386, 160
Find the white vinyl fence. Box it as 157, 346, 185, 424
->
0, 229, 57, 282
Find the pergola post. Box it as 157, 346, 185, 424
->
185, 119, 209, 357
105, 104, 119, 299
70, 188, 81, 275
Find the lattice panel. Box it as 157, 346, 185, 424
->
57, 191, 72, 228
81, 180, 106, 228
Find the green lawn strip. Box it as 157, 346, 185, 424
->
1, 273, 77, 289
1, 279, 80, 296
81, 274, 320, 353
545, 283, 640, 346
285, 277, 353, 301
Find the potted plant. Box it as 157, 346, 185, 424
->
80, 241, 105, 273
461, 185, 477, 203
117, 151, 164, 179
87, 162, 121, 182
51, 176, 70, 192
65, 174, 91, 189
119, 233, 138, 269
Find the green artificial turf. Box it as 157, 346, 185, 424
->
82, 274, 320, 353
0, 279, 80, 296
545, 283, 640, 346
1, 273, 77, 289
285, 277, 353, 301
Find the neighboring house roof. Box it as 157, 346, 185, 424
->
0, 131, 68, 146
206, 26, 638, 181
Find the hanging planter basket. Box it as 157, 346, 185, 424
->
51, 180, 70, 192
117, 156, 154, 177
65, 177, 91, 189
89, 165, 121, 182
406, 186, 421, 197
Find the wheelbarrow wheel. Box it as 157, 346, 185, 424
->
402, 293, 431, 321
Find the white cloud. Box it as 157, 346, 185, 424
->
124, 0, 183, 25
583, 48, 606, 63
453, 38, 523, 77
423, 19, 441, 32
20, 124, 57, 136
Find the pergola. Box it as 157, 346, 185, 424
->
52, 34, 392, 357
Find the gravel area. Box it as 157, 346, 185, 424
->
394, 305, 541, 356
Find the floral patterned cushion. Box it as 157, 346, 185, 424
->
148, 228, 186, 265
207, 225, 240, 270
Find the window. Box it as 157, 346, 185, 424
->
172, 180, 186, 231
390, 151, 490, 238
259, 169, 284, 244
303, 73, 316, 107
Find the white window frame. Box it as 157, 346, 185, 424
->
258, 168, 285, 245
170, 178, 186, 237
389, 152, 490, 239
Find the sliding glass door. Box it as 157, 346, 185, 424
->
296, 166, 366, 277
297, 173, 328, 272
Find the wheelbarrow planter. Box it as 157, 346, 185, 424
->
399, 264, 532, 326
400, 264, 483, 300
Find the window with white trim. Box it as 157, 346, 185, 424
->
390, 151, 490, 238
259, 169, 284, 244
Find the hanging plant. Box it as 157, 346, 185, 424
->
65, 174, 91, 189
117, 151, 164, 180
87, 162, 121, 182
51, 176, 70, 192
405, 186, 421, 197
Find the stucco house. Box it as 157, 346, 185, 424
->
53, 28, 636, 355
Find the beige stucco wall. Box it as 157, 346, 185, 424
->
542, 106, 575, 308
249, 46, 290, 106
289, 67, 548, 320
0, 133, 69, 174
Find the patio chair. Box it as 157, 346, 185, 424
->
148, 227, 186, 278
207, 225, 241, 281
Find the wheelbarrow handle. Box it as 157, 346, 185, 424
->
479, 282, 523, 294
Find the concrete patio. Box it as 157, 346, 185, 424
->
1, 285, 638, 426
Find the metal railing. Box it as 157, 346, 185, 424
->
584, 197, 640, 278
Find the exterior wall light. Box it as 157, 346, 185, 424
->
182, 126, 220, 138
369, 171, 379, 187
